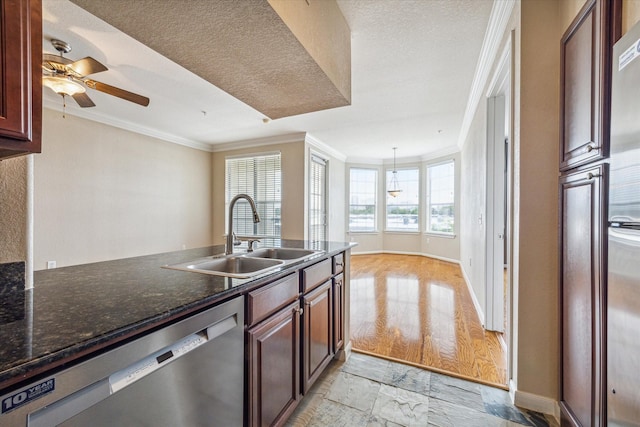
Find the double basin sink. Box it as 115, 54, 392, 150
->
164, 247, 323, 278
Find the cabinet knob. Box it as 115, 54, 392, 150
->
293, 306, 304, 316
586, 143, 599, 153
587, 172, 601, 180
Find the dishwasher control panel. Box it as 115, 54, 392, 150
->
109, 333, 207, 393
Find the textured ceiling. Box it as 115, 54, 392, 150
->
69, 0, 351, 119
41, 0, 494, 161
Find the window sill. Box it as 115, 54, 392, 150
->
384, 230, 421, 234
424, 232, 456, 239
348, 231, 380, 235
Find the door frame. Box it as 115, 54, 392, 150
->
484, 36, 513, 341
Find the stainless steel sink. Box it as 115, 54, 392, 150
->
244, 247, 320, 261
163, 247, 323, 278
164, 255, 285, 278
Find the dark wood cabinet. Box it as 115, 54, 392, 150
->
0, 0, 42, 160
246, 251, 348, 426
302, 279, 333, 394
559, 164, 607, 427
559, 0, 614, 171
248, 300, 302, 427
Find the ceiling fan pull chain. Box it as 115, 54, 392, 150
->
62, 94, 66, 119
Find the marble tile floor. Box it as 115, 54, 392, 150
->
286, 352, 559, 427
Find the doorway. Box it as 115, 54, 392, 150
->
484, 38, 512, 365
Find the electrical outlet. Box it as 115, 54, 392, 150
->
181, 244, 186, 250
426, 237, 430, 244
47, 261, 56, 269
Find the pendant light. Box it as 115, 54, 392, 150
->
388, 147, 402, 197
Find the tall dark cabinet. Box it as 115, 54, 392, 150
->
0, 0, 42, 160
558, 0, 620, 426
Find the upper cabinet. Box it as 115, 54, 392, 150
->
560, 0, 616, 171
0, 0, 42, 160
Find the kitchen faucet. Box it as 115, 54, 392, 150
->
226, 194, 261, 255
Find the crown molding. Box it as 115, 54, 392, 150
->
304, 133, 347, 162
210, 132, 306, 152
346, 156, 384, 165
457, 0, 515, 148
421, 145, 460, 162
43, 100, 214, 152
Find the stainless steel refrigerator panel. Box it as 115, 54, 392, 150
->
609, 22, 640, 224
607, 227, 640, 426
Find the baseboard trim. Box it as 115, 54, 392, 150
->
460, 264, 485, 327
351, 250, 460, 265
513, 386, 560, 421
336, 340, 353, 362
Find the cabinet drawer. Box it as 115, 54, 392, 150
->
302, 259, 332, 293
333, 253, 344, 275
247, 273, 299, 326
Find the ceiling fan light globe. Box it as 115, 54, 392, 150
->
388, 189, 402, 197
43, 76, 86, 96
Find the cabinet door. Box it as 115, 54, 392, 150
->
559, 0, 614, 171
302, 280, 333, 393
248, 301, 302, 427
559, 164, 607, 427
0, 0, 42, 159
333, 273, 344, 353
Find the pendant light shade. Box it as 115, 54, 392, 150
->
387, 147, 402, 197
43, 76, 86, 96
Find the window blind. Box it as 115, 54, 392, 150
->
225, 153, 281, 238
309, 155, 327, 242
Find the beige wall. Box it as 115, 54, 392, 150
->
0, 157, 29, 264
33, 109, 213, 269
460, 97, 488, 311
212, 140, 306, 244
623, 0, 640, 33
516, 0, 560, 400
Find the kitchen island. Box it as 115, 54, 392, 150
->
0, 239, 353, 426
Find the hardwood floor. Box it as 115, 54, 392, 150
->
350, 254, 507, 388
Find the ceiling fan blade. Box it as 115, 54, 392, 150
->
72, 92, 96, 108
85, 79, 149, 107
68, 57, 108, 77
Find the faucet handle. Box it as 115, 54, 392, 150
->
235, 235, 261, 252
247, 239, 260, 252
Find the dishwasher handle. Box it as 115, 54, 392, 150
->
110, 313, 237, 393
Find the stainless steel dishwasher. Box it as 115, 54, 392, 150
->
1, 296, 244, 427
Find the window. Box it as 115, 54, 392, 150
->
386, 168, 419, 231
309, 155, 327, 242
349, 168, 377, 232
426, 160, 455, 234
225, 153, 281, 238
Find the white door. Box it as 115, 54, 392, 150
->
485, 95, 506, 332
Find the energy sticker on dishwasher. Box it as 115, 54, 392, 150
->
1, 378, 55, 415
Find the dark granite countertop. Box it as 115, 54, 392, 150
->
0, 240, 354, 392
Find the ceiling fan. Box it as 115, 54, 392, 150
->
42, 39, 150, 108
